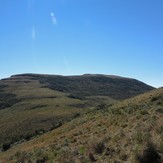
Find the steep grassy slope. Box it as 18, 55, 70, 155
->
0, 76, 110, 148
0, 73, 154, 150
0, 88, 162, 162
0, 74, 111, 150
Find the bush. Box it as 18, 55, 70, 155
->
24, 133, 35, 141
2, 142, 11, 151
92, 141, 105, 154
36, 156, 48, 163
35, 129, 45, 135
136, 142, 161, 163
88, 152, 96, 162
140, 110, 148, 115
97, 104, 107, 110
151, 97, 158, 102
0, 92, 20, 109
160, 142, 163, 154
68, 94, 84, 100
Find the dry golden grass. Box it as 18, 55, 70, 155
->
0, 88, 163, 162
0, 75, 116, 152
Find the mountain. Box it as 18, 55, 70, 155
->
0, 87, 162, 162
0, 73, 154, 158
9, 73, 154, 100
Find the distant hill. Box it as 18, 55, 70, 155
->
0, 86, 162, 162
10, 73, 154, 100
0, 73, 154, 155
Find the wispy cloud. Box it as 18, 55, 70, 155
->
32, 26, 36, 40
50, 12, 57, 25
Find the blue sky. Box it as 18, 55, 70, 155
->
0, 0, 163, 87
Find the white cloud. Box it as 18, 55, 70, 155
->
50, 12, 57, 25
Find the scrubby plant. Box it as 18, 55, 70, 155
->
120, 153, 128, 161
92, 140, 105, 154
136, 142, 161, 163
2, 142, 11, 151
160, 142, 163, 154
151, 97, 159, 102
140, 110, 148, 115
36, 156, 48, 163
88, 152, 96, 162
157, 126, 163, 135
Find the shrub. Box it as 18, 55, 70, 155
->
97, 104, 107, 110
36, 156, 48, 163
120, 153, 128, 161
2, 142, 11, 151
151, 97, 158, 102
67, 94, 84, 100
0, 93, 20, 109
157, 126, 163, 135
136, 142, 161, 163
140, 110, 148, 115
160, 142, 163, 154
35, 129, 45, 135
92, 141, 105, 154
88, 152, 96, 162
156, 108, 163, 113
73, 113, 80, 119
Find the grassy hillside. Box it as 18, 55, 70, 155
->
0, 77, 82, 150
0, 88, 162, 162
11, 73, 154, 100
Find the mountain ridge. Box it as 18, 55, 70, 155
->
3, 73, 155, 100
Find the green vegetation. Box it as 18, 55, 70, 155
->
12, 73, 154, 100
0, 73, 161, 162
0, 74, 121, 150
136, 142, 161, 163
0, 87, 20, 109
